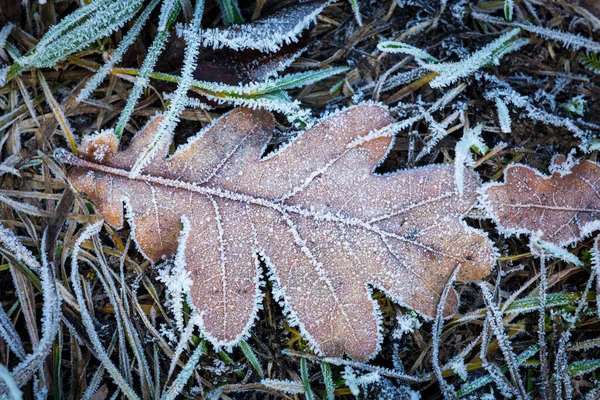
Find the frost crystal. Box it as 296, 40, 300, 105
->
392, 312, 422, 340
342, 366, 381, 397
495, 97, 512, 133
454, 124, 486, 196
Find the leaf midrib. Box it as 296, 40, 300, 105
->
68, 153, 468, 263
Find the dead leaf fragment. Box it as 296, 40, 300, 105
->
481, 155, 600, 248
60, 105, 495, 361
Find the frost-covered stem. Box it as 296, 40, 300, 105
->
431, 265, 461, 400
161, 341, 205, 400
478, 317, 517, 398
495, 97, 512, 133
216, 0, 243, 25
70, 222, 140, 400
479, 282, 528, 400
537, 256, 549, 399
0, 365, 21, 400
553, 240, 599, 399
472, 12, 600, 52
129, 0, 205, 178
114, 2, 181, 139
77, 0, 161, 103
348, 0, 363, 26
0, 303, 26, 360
0, 227, 62, 392
281, 349, 424, 382
165, 316, 198, 386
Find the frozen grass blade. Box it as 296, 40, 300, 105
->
537, 257, 549, 399
473, 12, 600, 52
8, 0, 143, 81
240, 340, 264, 378
217, 0, 244, 25
348, 0, 363, 26
114, 2, 181, 139
1, 228, 61, 391
129, 0, 205, 178
431, 266, 460, 399
301, 358, 314, 400
321, 361, 335, 400
504, 0, 514, 21
479, 282, 528, 400
0, 304, 26, 360
0, 364, 22, 400
77, 0, 161, 103
161, 340, 206, 400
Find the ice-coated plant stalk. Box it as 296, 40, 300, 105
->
129, 0, 205, 178
114, 1, 182, 139
77, 0, 161, 103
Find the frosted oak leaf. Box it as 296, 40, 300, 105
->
481, 155, 600, 249
58, 105, 495, 361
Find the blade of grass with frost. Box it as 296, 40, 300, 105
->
0, 364, 22, 400
240, 340, 264, 377
473, 12, 600, 52
495, 97, 512, 133
427, 29, 526, 88
569, 359, 600, 377
479, 283, 528, 399
261, 379, 305, 394
129, 1, 205, 178
197, 0, 331, 52
161, 341, 205, 400
377, 41, 439, 63
504, 0, 514, 21
88, 239, 154, 396
117, 67, 348, 98
217, 0, 244, 25
457, 345, 539, 398
77, 0, 161, 102
321, 361, 335, 400
114, 2, 181, 139
7, 0, 143, 81
348, 0, 363, 26
301, 358, 314, 400
0, 304, 26, 360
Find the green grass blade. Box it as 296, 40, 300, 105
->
240, 340, 264, 377
301, 357, 314, 400
217, 0, 244, 25
321, 361, 335, 400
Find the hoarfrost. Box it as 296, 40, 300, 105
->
342, 366, 381, 397
392, 312, 422, 340
261, 378, 305, 394
454, 124, 486, 196
196, 1, 331, 53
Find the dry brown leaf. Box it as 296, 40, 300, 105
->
481, 155, 600, 248
57, 105, 495, 361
